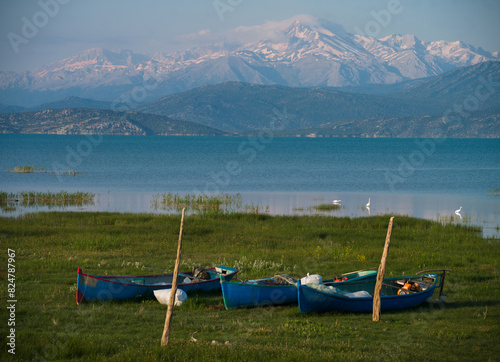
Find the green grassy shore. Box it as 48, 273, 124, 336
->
0, 212, 498, 361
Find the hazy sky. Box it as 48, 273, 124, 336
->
1, 0, 499, 72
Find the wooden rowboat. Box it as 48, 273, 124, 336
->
221, 270, 377, 309
76, 266, 238, 304
298, 271, 446, 313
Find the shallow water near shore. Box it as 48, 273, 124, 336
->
1, 134, 499, 237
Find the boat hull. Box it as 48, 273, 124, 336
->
298, 274, 438, 313
221, 270, 377, 309
221, 278, 297, 309
76, 266, 238, 304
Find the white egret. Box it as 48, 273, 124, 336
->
332, 199, 341, 205
455, 206, 462, 215
366, 198, 370, 208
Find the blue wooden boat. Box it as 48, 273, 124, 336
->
76, 266, 238, 304
298, 271, 445, 313
221, 270, 377, 309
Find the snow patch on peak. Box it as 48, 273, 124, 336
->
379, 34, 424, 50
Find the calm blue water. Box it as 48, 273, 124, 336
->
1, 134, 499, 237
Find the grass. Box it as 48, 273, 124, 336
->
0, 212, 498, 361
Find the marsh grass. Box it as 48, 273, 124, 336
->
436, 213, 483, 234
151, 193, 270, 215
310, 203, 341, 211
151, 193, 242, 213
488, 188, 500, 196
6, 165, 86, 176
9, 165, 45, 173
0, 212, 498, 361
0, 190, 95, 212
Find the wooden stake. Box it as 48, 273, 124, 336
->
372, 216, 394, 322
161, 208, 185, 346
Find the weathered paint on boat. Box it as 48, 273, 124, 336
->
298, 273, 439, 313
76, 266, 238, 304
221, 270, 377, 309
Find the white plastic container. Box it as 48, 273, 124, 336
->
300, 273, 323, 285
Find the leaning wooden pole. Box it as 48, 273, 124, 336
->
161, 208, 186, 346
372, 216, 394, 322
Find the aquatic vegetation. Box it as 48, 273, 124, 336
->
6, 165, 86, 176
0, 190, 95, 212
9, 165, 45, 173
488, 188, 500, 196
242, 202, 270, 214
310, 203, 341, 211
151, 192, 269, 215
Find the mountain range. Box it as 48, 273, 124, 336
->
136, 60, 500, 132
0, 15, 498, 138
1, 15, 498, 107
1, 60, 499, 138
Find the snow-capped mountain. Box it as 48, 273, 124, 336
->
1, 15, 498, 107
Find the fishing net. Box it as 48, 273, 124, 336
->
273, 274, 297, 285
252, 274, 297, 285
192, 266, 210, 280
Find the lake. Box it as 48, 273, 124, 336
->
1, 134, 499, 237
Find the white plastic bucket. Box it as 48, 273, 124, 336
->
300, 273, 323, 285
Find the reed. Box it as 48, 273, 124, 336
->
151, 193, 243, 213
311, 203, 341, 211
7, 165, 86, 176
151, 193, 274, 215
9, 165, 45, 173
0, 190, 95, 211
488, 188, 500, 196
243, 202, 270, 214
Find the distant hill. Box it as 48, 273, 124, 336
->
267, 112, 500, 138
0, 108, 228, 136
399, 61, 500, 111
0, 103, 26, 113
137, 82, 435, 131
135, 61, 500, 136
330, 77, 430, 95
0, 96, 113, 114
28, 96, 113, 112
1, 61, 499, 138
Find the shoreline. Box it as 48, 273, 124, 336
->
2, 190, 498, 238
